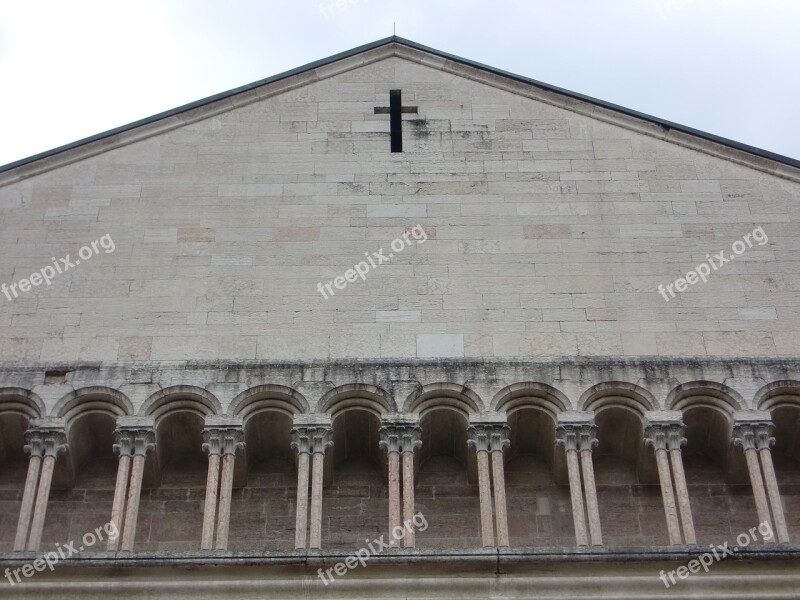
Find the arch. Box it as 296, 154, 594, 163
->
317, 384, 394, 420
54, 386, 133, 428
229, 385, 309, 422
580, 381, 656, 419
755, 380, 800, 412
0, 388, 44, 419
667, 380, 743, 416
140, 385, 221, 423
492, 382, 569, 421
404, 382, 482, 419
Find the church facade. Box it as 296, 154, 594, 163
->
0, 37, 798, 598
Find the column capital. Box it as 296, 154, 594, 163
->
467, 423, 510, 453
379, 423, 422, 454
113, 428, 156, 457
202, 427, 245, 456
556, 423, 597, 453
733, 421, 775, 452
644, 421, 686, 452
24, 428, 68, 459
290, 426, 333, 455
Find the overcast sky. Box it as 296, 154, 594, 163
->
1, 0, 798, 167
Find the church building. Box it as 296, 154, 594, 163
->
0, 37, 798, 598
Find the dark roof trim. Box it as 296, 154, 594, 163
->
2, 36, 798, 174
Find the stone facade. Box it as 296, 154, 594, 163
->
0, 37, 799, 598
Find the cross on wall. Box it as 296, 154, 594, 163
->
374, 89, 418, 152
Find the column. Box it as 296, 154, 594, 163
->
644, 424, 682, 546
556, 424, 588, 547
488, 426, 511, 547
666, 425, 696, 545
13, 435, 44, 552
25, 429, 67, 552
733, 423, 773, 534
378, 426, 402, 546
290, 429, 312, 550
577, 425, 603, 546
754, 424, 790, 544
308, 427, 333, 550
214, 430, 244, 550
399, 427, 422, 548
119, 429, 155, 552
107, 434, 134, 551
467, 425, 495, 547
200, 432, 222, 550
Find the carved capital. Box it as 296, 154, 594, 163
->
644, 422, 686, 453
556, 423, 597, 453
113, 428, 156, 457
467, 424, 510, 453
202, 428, 245, 456
379, 424, 422, 454
290, 426, 333, 455
24, 428, 67, 459
733, 422, 775, 452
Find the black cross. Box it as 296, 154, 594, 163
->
374, 89, 418, 152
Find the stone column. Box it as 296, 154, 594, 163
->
556, 424, 588, 547
25, 429, 68, 552
290, 429, 312, 550
107, 434, 134, 551
467, 425, 495, 547
577, 425, 603, 546
488, 426, 511, 547
644, 424, 682, 546
400, 427, 422, 548
378, 426, 402, 546
292, 426, 333, 550
753, 424, 790, 544
119, 429, 156, 552
666, 425, 696, 545
733, 422, 774, 535
13, 435, 44, 552
200, 433, 222, 550
214, 430, 244, 550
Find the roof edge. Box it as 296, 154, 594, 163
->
1, 35, 798, 177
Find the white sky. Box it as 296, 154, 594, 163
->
1, 0, 798, 166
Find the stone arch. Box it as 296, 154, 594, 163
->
140, 385, 221, 423
667, 380, 743, 417
229, 385, 309, 423
404, 382, 482, 419
755, 380, 800, 412
317, 383, 394, 421
54, 386, 133, 429
0, 388, 45, 419
580, 381, 656, 420
492, 382, 569, 421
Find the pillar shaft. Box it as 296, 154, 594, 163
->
476, 449, 495, 547
654, 448, 681, 546
759, 448, 790, 544
565, 449, 588, 546
490, 450, 509, 547
309, 451, 325, 549
387, 451, 401, 545
201, 453, 221, 550
13, 455, 41, 552
744, 447, 773, 531
27, 455, 56, 552
107, 454, 131, 551
294, 452, 310, 550
120, 454, 146, 552
215, 453, 235, 550
669, 448, 696, 545
579, 449, 603, 546
401, 451, 416, 548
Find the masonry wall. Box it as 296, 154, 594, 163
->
0, 50, 799, 363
